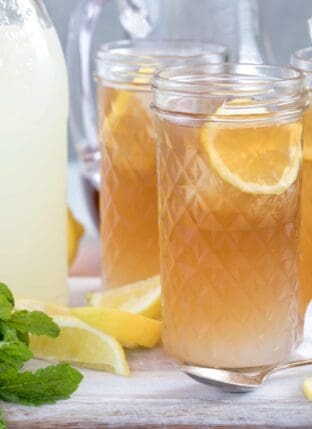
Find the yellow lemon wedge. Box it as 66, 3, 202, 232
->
106, 67, 153, 132
68, 208, 84, 265
71, 307, 161, 349
15, 299, 71, 316
304, 144, 312, 161
303, 377, 312, 400
133, 67, 154, 85
102, 67, 155, 175
303, 108, 312, 161
15, 300, 129, 375
29, 315, 129, 376
87, 275, 161, 319
201, 99, 302, 195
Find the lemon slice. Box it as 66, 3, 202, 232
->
304, 145, 312, 161
201, 100, 302, 195
303, 377, 312, 400
106, 67, 153, 132
29, 315, 129, 376
87, 275, 161, 319
103, 90, 155, 174
15, 299, 70, 316
68, 208, 84, 266
303, 108, 312, 161
71, 307, 161, 349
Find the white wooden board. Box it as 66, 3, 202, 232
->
5, 278, 312, 428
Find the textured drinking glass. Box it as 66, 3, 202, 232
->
95, 40, 227, 288
291, 48, 312, 317
153, 63, 306, 368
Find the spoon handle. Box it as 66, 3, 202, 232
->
268, 359, 312, 376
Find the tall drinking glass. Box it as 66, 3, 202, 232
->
153, 64, 306, 368
95, 40, 227, 288
291, 48, 312, 317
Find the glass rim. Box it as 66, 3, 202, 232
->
291, 47, 312, 75
95, 39, 228, 89
153, 62, 304, 94
96, 39, 228, 64
152, 63, 307, 125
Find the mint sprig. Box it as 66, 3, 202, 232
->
0, 412, 5, 429
8, 310, 60, 337
0, 364, 82, 406
0, 285, 14, 308
0, 284, 83, 428
0, 340, 32, 371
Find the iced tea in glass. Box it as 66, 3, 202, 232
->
292, 48, 312, 316
153, 64, 306, 368
95, 40, 227, 287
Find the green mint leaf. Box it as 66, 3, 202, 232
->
0, 324, 33, 369
0, 323, 18, 342
0, 296, 12, 322
0, 341, 32, 370
0, 284, 14, 308
0, 321, 31, 346
0, 411, 7, 429
0, 364, 83, 406
16, 331, 29, 347
8, 310, 60, 338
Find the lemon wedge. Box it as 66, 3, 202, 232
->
303, 377, 312, 400
105, 67, 153, 132
87, 275, 161, 319
303, 108, 312, 161
29, 315, 129, 376
71, 307, 161, 349
15, 300, 129, 375
201, 99, 302, 195
15, 299, 70, 316
68, 208, 84, 266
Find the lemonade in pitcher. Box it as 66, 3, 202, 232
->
0, 2, 68, 303
95, 40, 227, 288
153, 64, 306, 368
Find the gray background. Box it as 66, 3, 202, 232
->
42, 0, 312, 161
43, 0, 312, 63
41, 0, 312, 233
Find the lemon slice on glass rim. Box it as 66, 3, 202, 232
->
201, 99, 302, 195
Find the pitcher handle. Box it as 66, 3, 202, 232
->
237, 0, 275, 64
66, 0, 111, 189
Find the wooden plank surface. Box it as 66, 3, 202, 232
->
5, 278, 312, 428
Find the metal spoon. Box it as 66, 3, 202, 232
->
181, 359, 312, 392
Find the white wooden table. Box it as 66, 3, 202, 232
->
5, 278, 312, 428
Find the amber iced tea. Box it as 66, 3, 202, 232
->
96, 41, 227, 287
153, 64, 306, 368
300, 106, 312, 313
98, 86, 159, 287
291, 48, 312, 317
158, 120, 302, 368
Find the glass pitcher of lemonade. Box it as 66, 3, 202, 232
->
0, 0, 68, 304
95, 40, 227, 288
153, 63, 306, 368
292, 48, 312, 316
